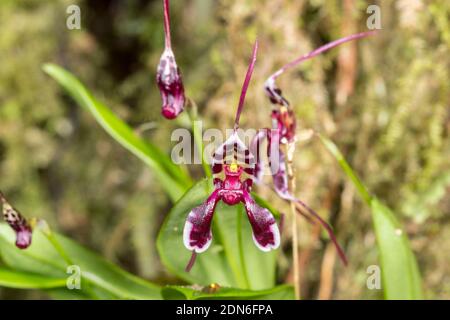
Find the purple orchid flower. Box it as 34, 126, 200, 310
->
0, 191, 33, 249
252, 31, 377, 266
156, 0, 185, 119
183, 40, 281, 272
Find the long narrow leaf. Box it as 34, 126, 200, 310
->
0, 268, 66, 289
0, 224, 161, 299
162, 284, 294, 300
318, 134, 423, 299
43, 63, 191, 201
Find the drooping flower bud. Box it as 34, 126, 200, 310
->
157, 0, 185, 119
0, 192, 33, 249
157, 48, 185, 119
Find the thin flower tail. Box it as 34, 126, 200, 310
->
157, 0, 185, 119
234, 39, 258, 130
295, 199, 348, 266
242, 190, 280, 252
265, 31, 377, 106
0, 191, 33, 249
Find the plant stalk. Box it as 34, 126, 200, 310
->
285, 141, 300, 300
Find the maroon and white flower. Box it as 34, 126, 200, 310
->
251, 32, 377, 266
156, 0, 185, 119
1, 191, 33, 249
183, 40, 281, 272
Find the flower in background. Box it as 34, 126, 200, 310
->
0, 191, 33, 249
252, 31, 377, 265
156, 0, 185, 119
183, 41, 281, 272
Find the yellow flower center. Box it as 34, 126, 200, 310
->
229, 163, 239, 172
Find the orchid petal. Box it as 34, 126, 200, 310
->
183, 190, 220, 253
270, 149, 291, 200
250, 129, 268, 183
212, 131, 253, 170
242, 190, 280, 252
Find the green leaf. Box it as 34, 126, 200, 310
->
42, 63, 191, 201
371, 199, 423, 299
0, 224, 161, 299
162, 284, 294, 300
0, 267, 66, 289
157, 178, 279, 290
318, 134, 423, 299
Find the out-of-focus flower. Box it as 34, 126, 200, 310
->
252, 32, 377, 266
183, 40, 280, 272
0, 191, 33, 249
156, 0, 185, 119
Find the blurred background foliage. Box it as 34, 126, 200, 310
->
0, 0, 449, 299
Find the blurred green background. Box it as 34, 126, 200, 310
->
0, 0, 449, 299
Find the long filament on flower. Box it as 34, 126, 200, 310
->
234, 40, 258, 130
268, 31, 377, 81
295, 201, 348, 266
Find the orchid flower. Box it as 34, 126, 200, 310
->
252, 31, 377, 265
183, 40, 281, 272
156, 0, 185, 119
0, 191, 33, 249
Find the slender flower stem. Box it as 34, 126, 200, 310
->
285, 142, 300, 300
163, 0, 171, 49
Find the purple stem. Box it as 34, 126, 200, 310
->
163, 0, 171, 49
295, 200, 348, 266
234, 40, 258, 130
185, 251, 197, 272
269, 31, 377, 81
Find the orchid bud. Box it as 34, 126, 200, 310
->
1, 192, 33, 249
157, 0, 185, 119
157, 48, 185, 119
